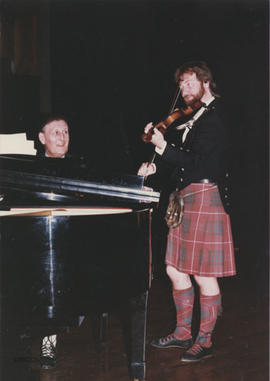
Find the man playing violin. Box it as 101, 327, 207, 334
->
138, 61, 236, 363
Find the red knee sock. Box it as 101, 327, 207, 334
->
195, 293, 222, 348
173, 286, 194, 340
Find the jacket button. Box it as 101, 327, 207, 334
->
180, 178, 183, 182
181, 167, 185, 171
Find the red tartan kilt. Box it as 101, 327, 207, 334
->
165, 183, 236, 277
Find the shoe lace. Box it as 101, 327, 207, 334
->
187, 343, 203, 355
41, 336, 56, 358
160, 334, 175, 343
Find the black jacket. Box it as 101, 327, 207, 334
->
154, 99, 231, 213
35, 152, 91, 179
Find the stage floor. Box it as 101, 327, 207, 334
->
26, 266, 269, 381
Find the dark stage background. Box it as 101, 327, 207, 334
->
0, 0, 269, 294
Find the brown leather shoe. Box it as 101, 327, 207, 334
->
151, 334, 193, 349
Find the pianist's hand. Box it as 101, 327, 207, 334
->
137, 162, 156, 177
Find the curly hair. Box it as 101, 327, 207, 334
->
174, 61, 220, 97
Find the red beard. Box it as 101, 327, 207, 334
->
183, 86, 204, 106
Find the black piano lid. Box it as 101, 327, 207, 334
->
0, 154, 160, 207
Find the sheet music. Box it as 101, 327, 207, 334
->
0, 133, 37, 155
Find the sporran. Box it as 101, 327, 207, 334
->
165, 190, 184, 228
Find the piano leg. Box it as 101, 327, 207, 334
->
92, 312, 109, 351
128, 291, 148, 381
92, 292, 148, 380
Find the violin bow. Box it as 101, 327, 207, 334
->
168, 86, 181, 114
145, 85, 181, 170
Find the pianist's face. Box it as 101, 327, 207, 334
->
39, 120, 70, 158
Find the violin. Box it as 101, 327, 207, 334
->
141, 100, 203, 143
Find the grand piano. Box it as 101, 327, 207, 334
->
0, 153, 160, 381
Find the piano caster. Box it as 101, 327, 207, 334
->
130, 363, 146, 381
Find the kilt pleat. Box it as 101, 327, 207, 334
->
165, 183, 236, 277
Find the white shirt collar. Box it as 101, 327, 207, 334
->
45, 153, 66, 158
180, 97, 216, 142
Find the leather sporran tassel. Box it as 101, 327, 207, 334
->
165, 190, 184, 228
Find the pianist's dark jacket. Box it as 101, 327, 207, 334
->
36, 151, 92, 180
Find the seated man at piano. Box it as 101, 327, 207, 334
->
37, 114, 72, 369
38, 115, 70, 159
0, 114, 159, 380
